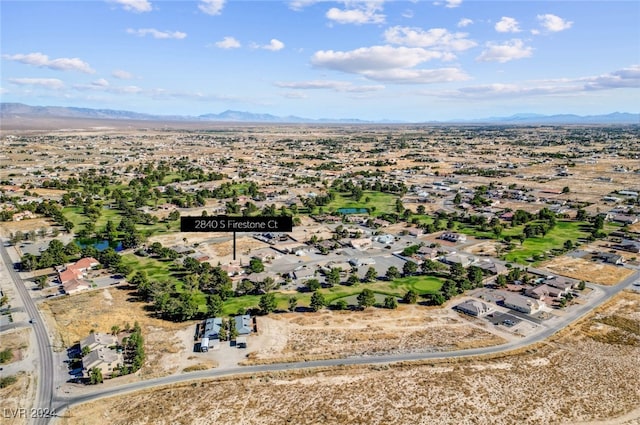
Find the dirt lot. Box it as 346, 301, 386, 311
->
147, 232, 269, 265
40, 287, 203, 380
542, 255, 635, 285
0, 372, 35, 425
58, 291, 640, 425
246, 305, 506, 363
0, 328, 30, 364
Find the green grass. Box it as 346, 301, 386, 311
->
63, 206, 121, 230
385, 275, 444, 295
316, 191, 398, 217
504, 221, 591, 264
121, 254, 180, 285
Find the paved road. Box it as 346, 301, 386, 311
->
50, 267, 638, 423
1, 242, 55, 425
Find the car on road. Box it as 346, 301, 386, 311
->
502, 319, 515, 327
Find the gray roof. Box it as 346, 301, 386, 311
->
204, 317, 223, 338
235, 315, 252, 335
455, 300, 493, 316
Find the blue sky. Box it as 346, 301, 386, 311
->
1, 0, 638, 121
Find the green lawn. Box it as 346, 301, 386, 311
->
504, 220, 591, 264
317, 191, 398, 216
121, 254, 181, 285
63, 206, 122, 230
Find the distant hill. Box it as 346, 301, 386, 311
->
0, 103, 371, 124
454, 112, 639, 125
1, 103, 638, 124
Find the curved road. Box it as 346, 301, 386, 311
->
50, 268, 638, 423
1, 242, 54, 425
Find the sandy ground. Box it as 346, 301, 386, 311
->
1, 328, 30, 364
244, 305, 507, 363
40, 287, 205, 381
542, 256, 635, 285
57, 291, 640, 425
147, 232, 270, 265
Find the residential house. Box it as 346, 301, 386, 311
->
63, 278, 91, 295
350, 238, 372, 251
203, 317, 223, 339
525, 284, 564, 300
80, 332, 117, 352
440, 254, 474, 268
293, 267, 315, 281
596, 252, 624, 265
58, 257, 99, 295
82, 346, 123, 379
546, 276, 575, 292
455, 300, 494, 317
503, 294, 542, 314
619, 239, 640, 253
439, 232, 467, 243
234, 315, 252, 336
475, 260, 507, 275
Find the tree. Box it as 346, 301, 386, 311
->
310, 291, 326, 312
288, 296, 298, 312
385, 266, 400, 280
384, 295, 398, 309
428, 292, 446, 306
249, 258, 264, 273
35, 275, 47, 290
365, 266, 377, 283
306, 279, 321, 292
206, 294, 224, 317
334, 299, 348, 310
496, 274, 508, 288
89, 367, 103, 385
357, 289, 376, 309
578, 280, 586, 290
259, 293, 277, 315
110, 325, 120, 336
402, 261, 418, 276
326, 267, 341, 287
562, 186, 570, 194
81, 345, 91, 357
346, 273, 360, 286
467, 266, 484, 286
403, 289, 418, 304
563, 239, 574, 251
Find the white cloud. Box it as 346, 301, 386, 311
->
110, 0, 152, 13
92, 78, 110, 87
274, 80, 384, 92
457, 18, 473, 28
424, 66, 640, 100
9, 77, 65, 90
112, 69, 134, 79
477, 39, 532, 63
312, 46, 442, 72
326, 2, 385, 25
3, 52, 95, 73
127, 28, 187, 39
581, 65, 640, 90
537, 14, 573, 32
199, 0, 225, 16
215, 36, 241, 49
288, 0, 318, 11
283, 91, 309, 99
495, 17, 521, 33
384, 26, 477, 52
254, 39, 285, 51
311, 45, 469, 84
433, 0, 462, 8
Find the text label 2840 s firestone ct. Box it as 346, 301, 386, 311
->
180, 216, 293, 233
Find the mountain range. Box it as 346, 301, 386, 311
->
1, 103, 638, 125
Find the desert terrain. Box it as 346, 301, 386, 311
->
57, 291, 640, 425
